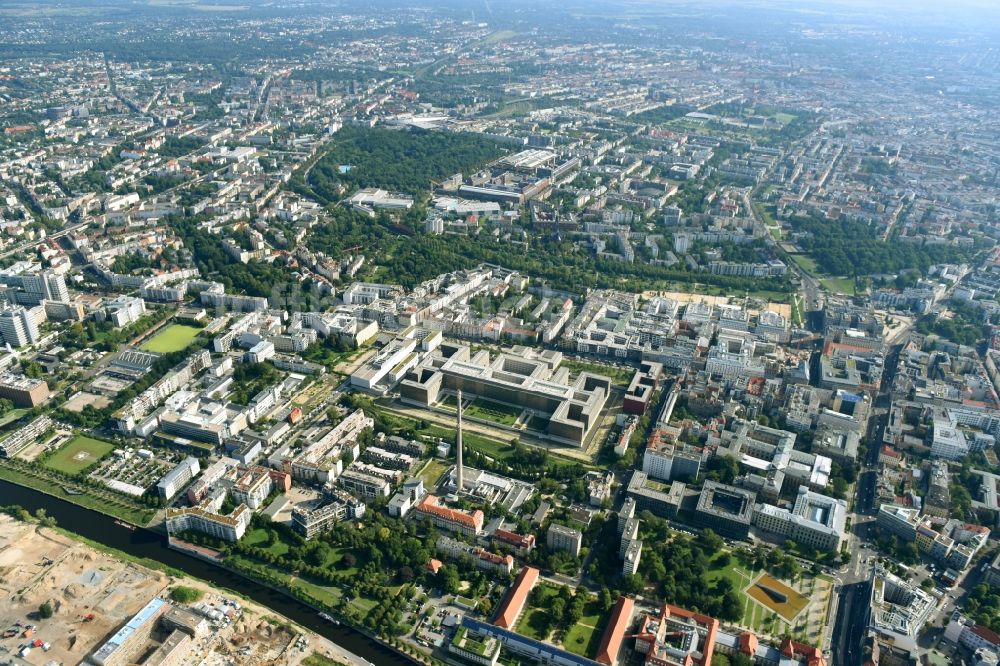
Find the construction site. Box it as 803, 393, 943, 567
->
0, 515, 353, 666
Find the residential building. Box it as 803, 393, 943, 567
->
291, 489, 365, 539
338, 468, 391, 498
103, 295, 146, 327
0, 305, 40, 347
437, 536, 514, 575
547, 523, 583, 557
865, 567, 935, 656
642, 428, 707, 482
623, 539, 643, 576
156, 457, 201, 500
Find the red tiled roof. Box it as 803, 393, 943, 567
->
972, 623, 1000, 648
415, 495, 483, 531
595, 597, 634, 666
494, 566, 539, 629
663, 604, 719, 666
780, 638, 827, 666
494, 528, 535, 549
738, 632, 758, 656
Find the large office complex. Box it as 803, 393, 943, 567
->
0, 372, 49, 407
693, 481, 756, 539
753, 486, 848, 551
400, 342, 610, 446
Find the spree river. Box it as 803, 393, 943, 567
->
0, 479, 413, 666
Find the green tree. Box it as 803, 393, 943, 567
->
170, 586, 204, 603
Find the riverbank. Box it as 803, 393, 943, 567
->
0, 458, 156, 526
0, 478, 415, 666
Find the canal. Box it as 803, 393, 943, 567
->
0, 479, 414, 666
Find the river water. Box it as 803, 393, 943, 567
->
0, 479, 413, 666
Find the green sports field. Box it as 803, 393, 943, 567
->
141, 324, 202, 353
43, 435, 114, 475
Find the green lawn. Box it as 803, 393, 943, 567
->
790, 254, 819, 275
790, 298, 803, 327
43, 435, 115, 475
423, 425, 517, 460
560, 358, 633, 385
746, 290, 792, 302
141, 324, 202, 353
243, 527, 292, 557
291, 577, 342, 607
516, 609, 552, 641
562, 600, 604, 657
424, 424, 585, 469
515, 585, 560, 640
349, 596, 378, 615
465, 398, 522, 426
325, 546, 359, 576
820, 277, 857, 295
705, 553, 754, 591
418, 459, 450, 487
0, 408, 29, 428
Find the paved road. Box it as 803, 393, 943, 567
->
831, 580, 871, 666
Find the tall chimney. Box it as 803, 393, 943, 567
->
456, 389, 464, 492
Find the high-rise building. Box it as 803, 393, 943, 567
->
0, 306, 40, 347
0, 269, 68, 305
546, 523, 583, 557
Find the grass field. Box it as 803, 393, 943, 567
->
790, 254, 818, 275
422, 424, 585, 470
291, 577, 342, 607
141, 324, 202, 353
0, 407, 28, 428
515, 584, 560, 641
746, 573, 809, 623
705, 554, 754, 591
418, 459, 450, 487
820, 277, 857, 295
562, 600, 604, 657
465, 398, 522, 426
42, 435, 114, 475
243, 527, 292, 557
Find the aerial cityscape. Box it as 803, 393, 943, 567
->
0, 0, 998, 665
